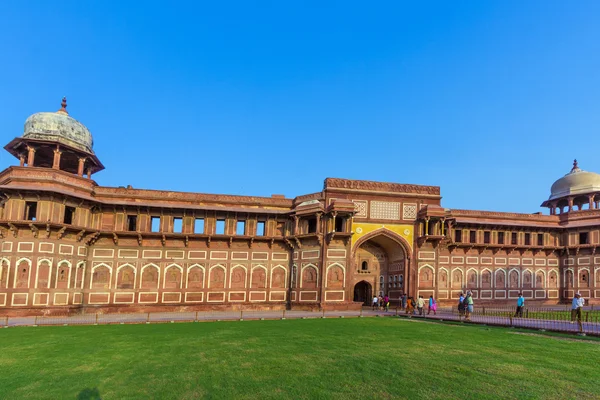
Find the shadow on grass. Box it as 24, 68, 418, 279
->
76, 388, 101, 400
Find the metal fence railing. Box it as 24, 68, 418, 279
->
1, 306, 598, 336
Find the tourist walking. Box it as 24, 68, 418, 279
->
464, 292, 474, 321
406, 297, 415, 315
378, 295, 384, 311
417, 295, 425, 316
401, 294, 407, 310
428, 295, 437, 315
458, 293, 465, 317
383, 295, 390, 312
571, 293, 585, 323
514, 293, 525, 318
372, 295, 378, 311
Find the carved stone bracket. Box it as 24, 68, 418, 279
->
8, 223, 18, 238
161, 234, 166, 247
294, 237, 302, 249
228, 236, 233, 248
284, 238, 294, 250
57, 226, 67, 239
184, 235, 189, 247
137, 233, 143, 246
207, 236, 211, 248
113, 233, 119, 245
85, 232, 100, 246
45, 224, 51, 238
249, 237, 254, 249
76, 229, 86, 242
29, 223, 39, 238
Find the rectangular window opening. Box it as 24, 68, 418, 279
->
454, 230, 462, 243
524, 233, 531, 246
511, 232, 518, 245
497, 232, 505, 245
173, 217, 183, 233
236, 220, 246, 236
483, 231, 490, 244
537, 234, 544, 246
194, 218, 204, 234
64, 206, 75, 225
256, 221, 265, 236
127, 215, 137, 231
150, 216, 160, 233
307, 218, 317, 234
469, 230, 477, 244
25, 201, 37, 221
216, 219, 226, 235
579, 232, 589, 245
335, 217, 344, 233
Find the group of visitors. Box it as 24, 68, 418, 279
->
514, 292, 586, 324
399, 293, 437, 316
457, 291, 474, 321
372, 294, 390, 312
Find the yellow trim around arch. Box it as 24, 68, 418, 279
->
352, 222, 413, 250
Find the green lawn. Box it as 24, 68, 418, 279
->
0, 318, 598, 400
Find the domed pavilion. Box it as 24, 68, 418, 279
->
3, 98, 104, 177
541, 160, 600, 214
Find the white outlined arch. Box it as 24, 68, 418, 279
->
77, 261, 86, 289
55, 260, 72, 289
250, 265, 268, 288
534, 269, 547, 288
578, 267, 591, 286
163, 263, 184, 289
495, 269, 507, 288
522, 268, 533, 286
563, 268, 575, 286
300, 263, 318, 288
548, 268, 559, 288
508, 268, 521, 288
270, 265, 288, 289
90, 263, 113, 289
326, 262, 346, 287
14, 258, 32, 289
229, 264, 248, 289
186, 264, 206, 289
438, 267, 449, 288
208, 264, 226, 289
140, 263, 160, 289
34, 258, 52, 289
418, 264, 435, 286
480, 268, 493, 287
0, 258, 9, 289
450, 267, 464, 288
116, 263, 136, 289
466, 268, 478, 288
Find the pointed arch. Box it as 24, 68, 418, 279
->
466, 268, 478, 289
451, 267, 464, 289
301, 263, 318, 289
352, 228, 412, 258
564, 268, 574, 286
164, 263, 183, 289
326, 262, 346, 288
0, 258, 10, 289
187, 264, 206, 289
535, 269, 546, 288
208, 264, 226, 289
55, 260, 72, 289
90, 263, 112, 289
250, 265, 268, 289
116, 263, 136, 289
480, 268, 492, 288
508, 268, 520, 288
522, 268, 533, 288
229, 264, 247, 289
495, 269, 507, 288
579, 267, 590, 287
270, 265, 287, 289
13, 258, 32, 289
35, 258, 53, 289
140, 263, 160, 289
76, 261, 86, 289
418, 264, 435, 288
438, 267, 449, 289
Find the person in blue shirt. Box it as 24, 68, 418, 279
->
514, 293, 525, 318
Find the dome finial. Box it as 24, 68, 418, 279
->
57, 97, 68, 115
572, 159, 579, 171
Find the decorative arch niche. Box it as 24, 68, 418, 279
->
164, 264, 183, 289
250, 266, 267, 289
187, 265, 205, 289
140, 264, 160, 289
230, 265, 247, 289
301, 264, 318, 289
56, 261, 72, 289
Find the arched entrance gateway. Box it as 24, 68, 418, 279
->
352, 229, 412, 305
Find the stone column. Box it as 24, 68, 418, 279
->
77, 158, 87, 176
52, 148, 62, 169
568, 197, 573, 212
425, 217, 430, 236
18, 154, 25, 167
589, 195, 594, 210
27, 146, 36, 167
86, 167, 92, 179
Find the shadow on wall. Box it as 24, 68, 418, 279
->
77, 388, 102, 400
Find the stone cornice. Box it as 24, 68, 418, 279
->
323, 177, 440, 196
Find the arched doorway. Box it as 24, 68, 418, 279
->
354, 281, 372, 305
352, 229, 411, 299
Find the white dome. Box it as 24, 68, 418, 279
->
548, 160, 600, 201
23, 98, 93, 154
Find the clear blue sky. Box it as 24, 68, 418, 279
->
0, 1, 598, 213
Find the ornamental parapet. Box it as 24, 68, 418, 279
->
323, 177, 440, 196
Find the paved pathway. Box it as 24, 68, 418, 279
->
2, 308, 598, 336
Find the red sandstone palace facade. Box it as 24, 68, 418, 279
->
1, 99, 599, 315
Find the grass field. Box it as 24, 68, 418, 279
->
0, 318, 599, 400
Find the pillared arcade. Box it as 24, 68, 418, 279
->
0, 100, 599, 315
